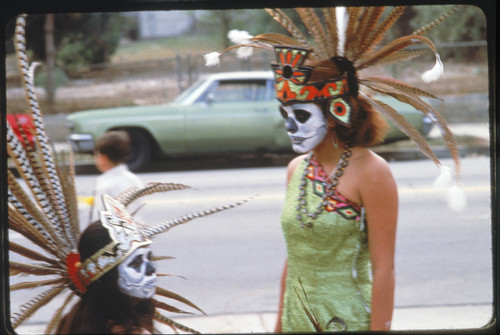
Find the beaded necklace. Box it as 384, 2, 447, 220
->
296, 142, 352, 228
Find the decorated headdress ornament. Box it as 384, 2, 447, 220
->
8, 14, 249, 334
206, 6, 466, 210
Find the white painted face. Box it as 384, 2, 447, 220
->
280, 103, 328, 153
117, 246, 156, 299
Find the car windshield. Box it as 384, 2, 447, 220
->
205, 79, 271, 103
174, 79, 206, 103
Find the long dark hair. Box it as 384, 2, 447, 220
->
64, 222, 155, 334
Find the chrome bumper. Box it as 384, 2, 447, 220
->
68, 133, 94, 153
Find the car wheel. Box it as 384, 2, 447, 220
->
124, 129, 152, 172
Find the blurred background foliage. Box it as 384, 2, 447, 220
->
4, 5, 487, 74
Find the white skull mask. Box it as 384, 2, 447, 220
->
280, 103, 328, 154
117, 246, 157, 299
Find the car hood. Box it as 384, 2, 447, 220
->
67, 102, 185, 121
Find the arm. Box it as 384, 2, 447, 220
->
358, 155, 398, 331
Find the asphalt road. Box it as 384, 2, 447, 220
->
8, 155, 493, 329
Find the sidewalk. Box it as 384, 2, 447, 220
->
13, 304, 494, 334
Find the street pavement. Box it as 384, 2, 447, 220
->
11, 122, 495, 334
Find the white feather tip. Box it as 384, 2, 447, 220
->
236, 47, 254, 59
227, 30, 253, 45
204, 52, 221, 67
447, 183, 467, 211
433, 165, 454, 189
421, 55, 444, 83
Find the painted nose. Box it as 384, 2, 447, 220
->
285, 117, 298, 133
146, 261, 156, 276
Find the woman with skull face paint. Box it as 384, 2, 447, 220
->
205, 6, 463, 333
56, 220, 157, 334
274, 55, 397, 332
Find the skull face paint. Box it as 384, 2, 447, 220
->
117, 246, 156, 299
280, 103, 328, 153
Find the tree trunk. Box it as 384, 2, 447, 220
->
44, 14, 56, 105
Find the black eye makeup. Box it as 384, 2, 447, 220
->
279, 106, 288, 119
129, 255, 143, 268
294, 109, 311, 123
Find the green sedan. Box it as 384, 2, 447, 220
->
67, 71, 432, 171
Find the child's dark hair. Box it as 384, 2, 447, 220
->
95, 131, 131, 163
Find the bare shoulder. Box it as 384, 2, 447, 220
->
349, 147, 396, 190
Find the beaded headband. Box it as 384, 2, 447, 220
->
271, 45, 353, 127
67, 195, 151, 293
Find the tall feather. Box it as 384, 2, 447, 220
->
116, 182, 192, 208
357, 34, 440, 72
154, 312, 200, 334
11, 286, 65, 329
295, 8, 328, 59
413, 5, 464, 36
343, 7, 361, 58
8, 204, 60, 255
15, 16, 76, 248
144, 198, 253, 238
360, 92, 441, 167
363, 76, 442, 99
45, 292, 76, 334
363, 80, 459, 177
350, 6, 386, 60
322, 7, 338, 57
155, 287, 205, 315
371, 49, 427, 66
265, 8, 313, 55
357, 6, 406, 57
9, 241, 59, 265
10, 278, 66, 291
54, 148, 80, 240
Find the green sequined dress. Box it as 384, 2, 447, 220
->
280, 157, 372, 332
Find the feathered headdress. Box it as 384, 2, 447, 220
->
205, 6, 466, 210
8, 14, 249, 334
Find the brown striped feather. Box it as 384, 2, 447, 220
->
343, 7, 361, 58
10, 278, 66, 291
361, 77, 441, 99
357, 35, 434, 70
10, 261, 64, 276
265, 8, 314, 56
154, 312, 200, 334
11, 285, 65, 329
45, 292, 76, 334
413, 5, 463, 36
153, 299, 194, 315
322, 7, 338, 57
9, 241, 59, 265
361, 92, 441, 166
359, 6, 406, 57
295, 8, 328, 59
155, 286, 205, 315
350, 6, 386, 61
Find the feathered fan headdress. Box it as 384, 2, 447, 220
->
8, 14, 249, 334
206, 6, 466, 210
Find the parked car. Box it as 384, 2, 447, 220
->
67, 71, 432, 171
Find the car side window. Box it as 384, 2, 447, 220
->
210, 80, 270, 103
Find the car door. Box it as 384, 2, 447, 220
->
184, 78, 279, 153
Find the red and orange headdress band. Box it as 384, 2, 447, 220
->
272, 45, 353, 127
